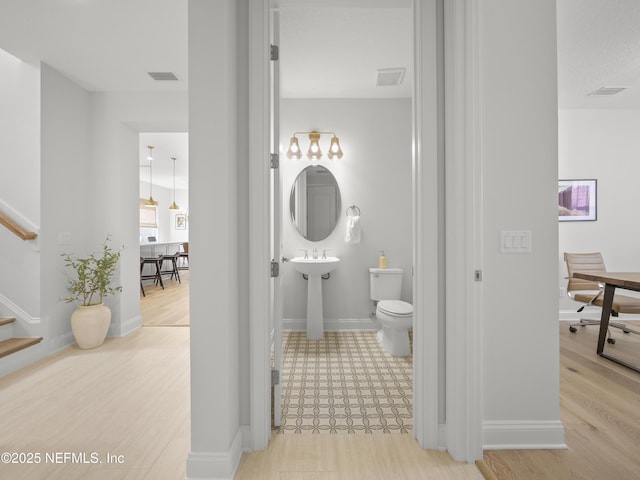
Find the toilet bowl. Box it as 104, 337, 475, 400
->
369, 267, 413, 357
375, 299, 413, 357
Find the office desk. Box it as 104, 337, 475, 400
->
573, 271, 640, 372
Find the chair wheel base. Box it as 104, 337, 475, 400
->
607, 338, 616, 345
569, 326, 578, 333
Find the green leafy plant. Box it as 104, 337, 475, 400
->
62, 236, 123, 306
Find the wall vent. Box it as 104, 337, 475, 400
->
588, 86, 627, 96
148, 72, 179, 81
376, 67, 406, 87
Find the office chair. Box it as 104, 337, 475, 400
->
564, 252, 638, 344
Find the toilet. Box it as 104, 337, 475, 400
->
369, 268, 413, 356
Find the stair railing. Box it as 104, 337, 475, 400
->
0, 211, 38, 240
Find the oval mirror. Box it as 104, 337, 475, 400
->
290, 166, 341, 241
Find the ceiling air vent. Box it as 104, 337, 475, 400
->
376, 67, 406, 87
588, 86, 627, 96
148, 72, 179, 81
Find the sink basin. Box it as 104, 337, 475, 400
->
289, 256, 340, 340
290, 256, 340, 276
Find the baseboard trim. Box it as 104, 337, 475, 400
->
50, 331, 75, 353
283, 317, 378, 331
186, 427, 243, 479
483, 420, 567, 450
559, 311, 640, 321
240, 425, 252, 452
109, 314, 142, 337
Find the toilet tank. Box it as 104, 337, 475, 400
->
369, 268, 403, 301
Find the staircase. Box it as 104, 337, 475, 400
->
0, 317, 43, 359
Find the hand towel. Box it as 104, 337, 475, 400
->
345, 215, 361, 244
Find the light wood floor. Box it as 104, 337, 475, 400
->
4, 280, 638, 480
140, 270, 189, 326
0, 326, 190, 480
484, 321, 640, 479
235, 434, 484, 480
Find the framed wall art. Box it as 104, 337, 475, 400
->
558, 179, 597, 222
175, 213, 187, 230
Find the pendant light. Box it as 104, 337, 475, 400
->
145, 146, 158, 206
169, 156, 180, 210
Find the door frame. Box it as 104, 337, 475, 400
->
248, 0, 483, 462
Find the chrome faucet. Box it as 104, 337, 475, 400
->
312, 248, 318, 259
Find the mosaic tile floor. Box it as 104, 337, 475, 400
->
276, 331, 413, 434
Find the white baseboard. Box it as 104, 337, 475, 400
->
240, 425, 252, 452
50, 331, 75, 353
109, 314, 142, 337
186, 426, 243, 479
283, 317, 378, 331
559, 311, 640, 321
483, 420, 567, 450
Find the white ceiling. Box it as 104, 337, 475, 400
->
1, 1, 639, 185
557, 0, 640, 108
139, 133, 188, 191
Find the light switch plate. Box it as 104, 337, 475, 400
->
59, 232, 72, 245
500, 230, 532, 253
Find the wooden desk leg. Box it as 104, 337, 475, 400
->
596, 283, 615, 355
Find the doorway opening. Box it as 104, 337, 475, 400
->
272, 3, 416, 435
138, 132, 190, 327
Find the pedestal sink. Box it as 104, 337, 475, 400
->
290, 256, 340, 340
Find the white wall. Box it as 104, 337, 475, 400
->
281, 99, 412, 324
187, 0, 242, 477
558, 108, 640, 316
0, 49, 41, 317
40, 63, 92, 347
480, 0, 563, 447
0, 49, 40, 224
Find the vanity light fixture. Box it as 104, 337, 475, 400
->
286, 131, 343, 160
145, 146, 158, 206
169, 157, 180, 210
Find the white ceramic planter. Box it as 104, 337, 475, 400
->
71, 303, 111, 349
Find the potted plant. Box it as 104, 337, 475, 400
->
62, 235, 123, 349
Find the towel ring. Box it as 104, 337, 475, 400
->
346, 204, 361, 217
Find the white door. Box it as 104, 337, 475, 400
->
270, 9, 284, 429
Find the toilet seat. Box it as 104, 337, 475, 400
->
377, 300, 413, 318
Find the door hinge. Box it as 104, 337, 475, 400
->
270, 44, 279, 61
270, 153, 279, 169
270, 260, 279, 278
271, 369, 280, 386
